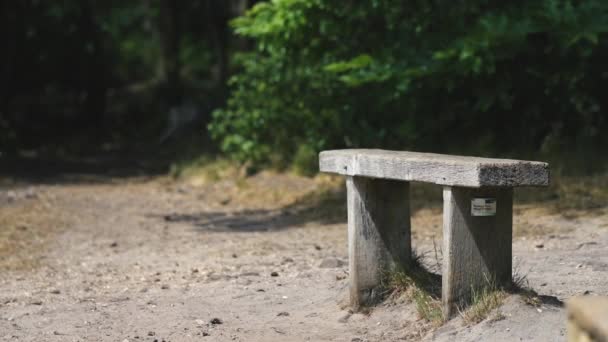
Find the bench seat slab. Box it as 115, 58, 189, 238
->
347, 176, 411, 308
321, 149, 549, 188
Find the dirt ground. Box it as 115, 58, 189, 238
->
0, 170, 607, 342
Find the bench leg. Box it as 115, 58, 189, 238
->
346, 176, 411, 309
442, 186, 513, 318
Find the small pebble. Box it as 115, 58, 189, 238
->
270, 272, 279, 277
277, 312, 289, 317
319, 258, 345, 268
210, 318, 223, 325
338, 313, 351, 323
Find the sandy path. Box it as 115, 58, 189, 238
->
0, 178, 607, 341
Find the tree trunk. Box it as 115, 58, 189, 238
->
205, 0, 230, 94
80, 0, 108, 136
0, 0, 19, 152
158, 0, 182, 105
0, 1, 18, 113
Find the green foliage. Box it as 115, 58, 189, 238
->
292, 145, 319, 176
212, 0, 608, 169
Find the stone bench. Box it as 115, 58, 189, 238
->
319, 149, 550, 317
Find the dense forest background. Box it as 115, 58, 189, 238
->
1, 0, 607, 175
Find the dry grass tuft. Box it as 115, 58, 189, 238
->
412, 288, 445, 325
552, 174, 608, 211
169, 156, 239, 185
383, 253, 445, 326
459, 283, 507, 325
516, 173, 608, 212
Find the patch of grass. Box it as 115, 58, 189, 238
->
235, 177, 249, 190
383, 253, 444, 326
459, 282, 507, 325
169, 155, 238, 184
553, 174, 608, 211
291, 145, 319, 177
413, 288, 444, 325
515, 173, 608, 212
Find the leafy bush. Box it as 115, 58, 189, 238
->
211, 0, 608, 170
292, 145, 319, 176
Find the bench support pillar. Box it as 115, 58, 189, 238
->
347, 176, 411, 309
442, 186, 513, 317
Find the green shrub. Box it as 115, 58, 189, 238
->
211, 0, 608, 169
292, 145, 319, 176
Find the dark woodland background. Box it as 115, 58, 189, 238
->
1, 0, 607, 175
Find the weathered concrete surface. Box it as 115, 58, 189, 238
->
567, 296, 608, 342
442, 186, 513, 317
347, 176, 411, 309
320, 149, 549, 188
